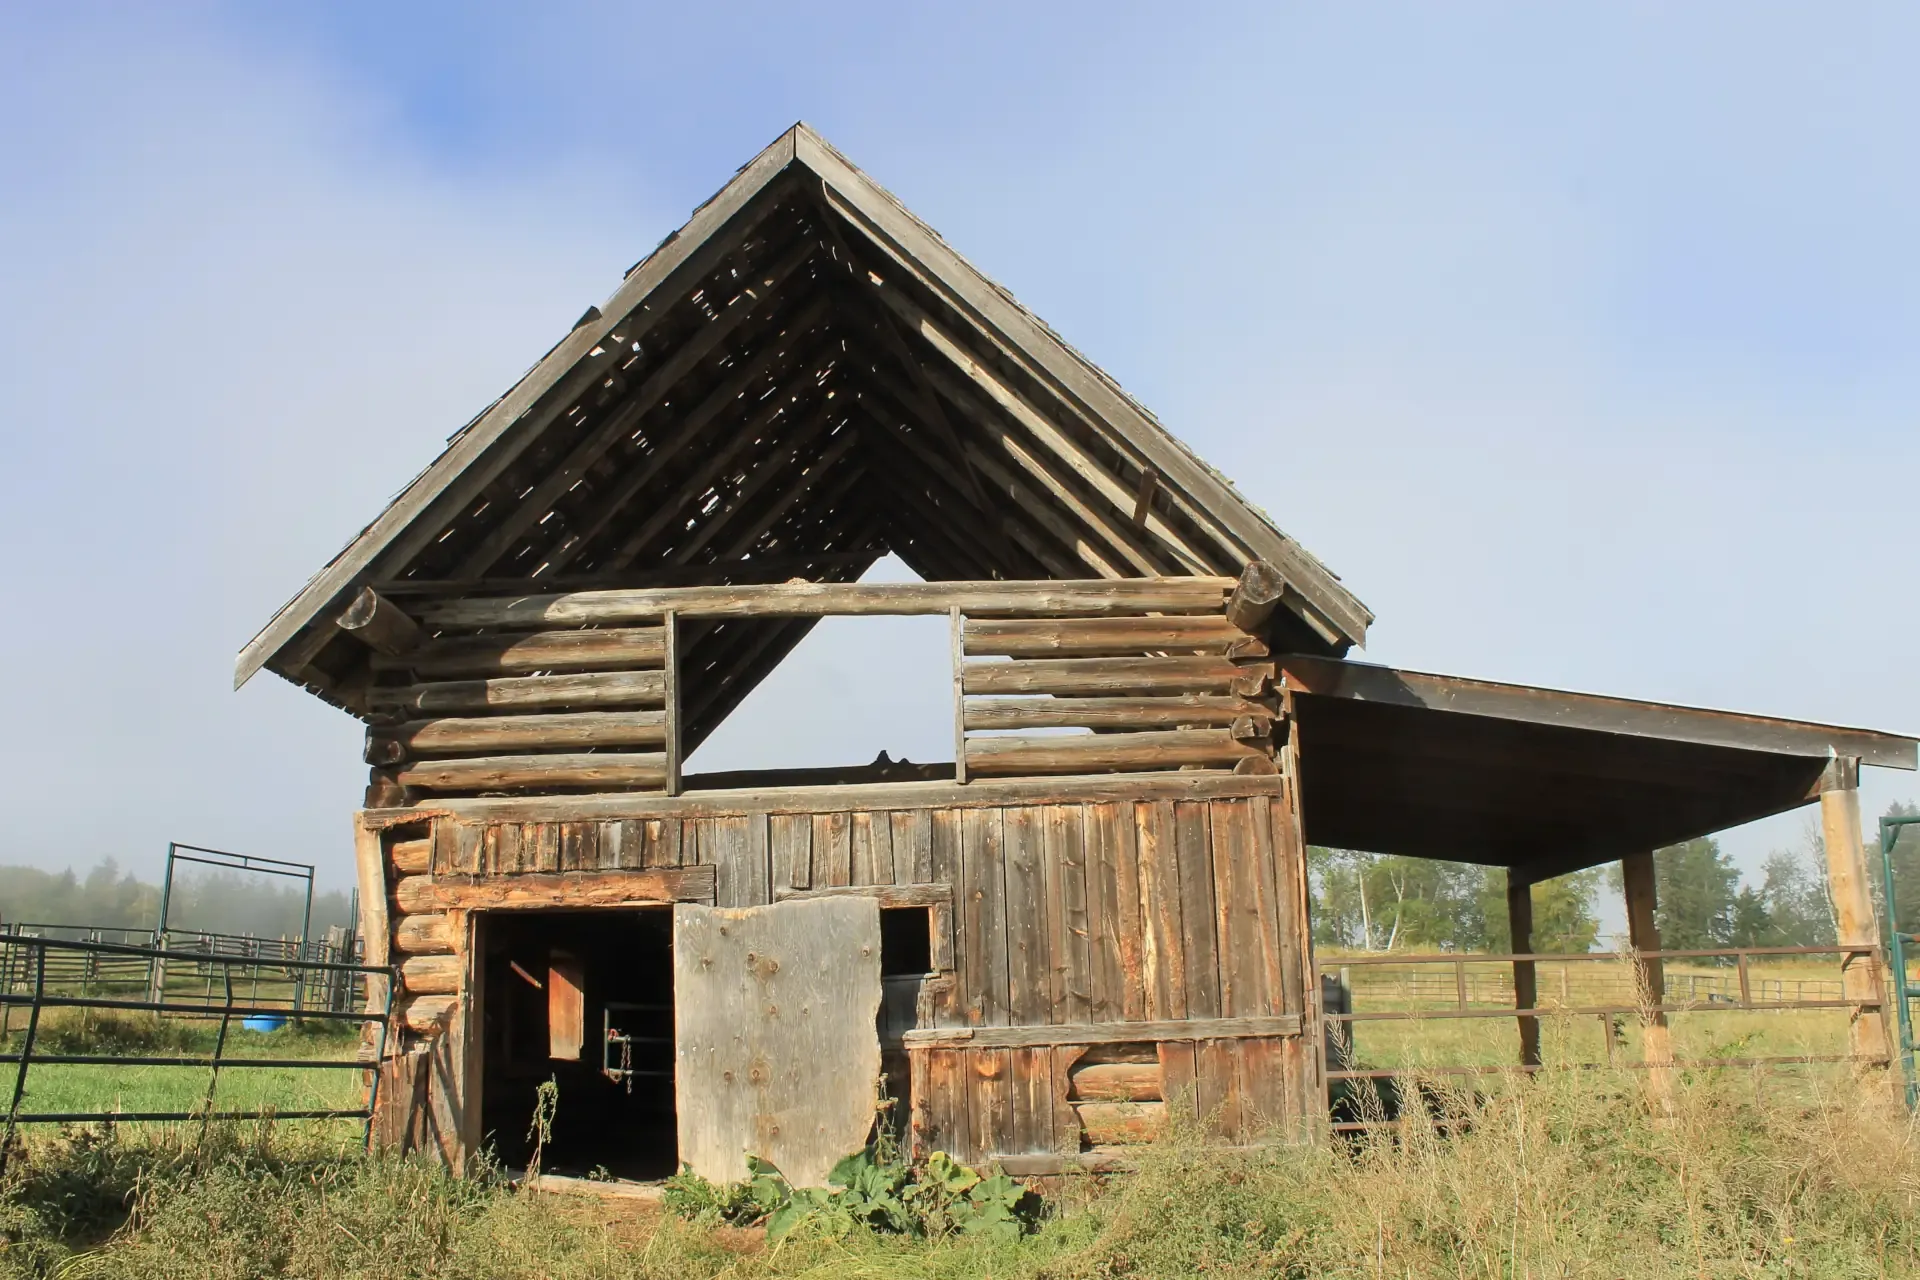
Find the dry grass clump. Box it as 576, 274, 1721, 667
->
1044, 1064, 1920, 1278
2, 1059, 1917, 1278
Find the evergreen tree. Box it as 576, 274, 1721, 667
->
1648, 837, 1739, 949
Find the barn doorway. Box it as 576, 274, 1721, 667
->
477, 908, 677, 1180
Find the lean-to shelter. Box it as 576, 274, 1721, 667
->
239, 124, 1915, 1182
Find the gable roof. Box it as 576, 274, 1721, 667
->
236, 123, 1372, 721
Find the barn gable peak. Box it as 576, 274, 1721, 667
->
236, 123, 1371, 712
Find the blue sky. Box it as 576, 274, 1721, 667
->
1, 3, 1915, 910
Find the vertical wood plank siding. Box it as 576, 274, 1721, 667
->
370, 776, 1306, 1167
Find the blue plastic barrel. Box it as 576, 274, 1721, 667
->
243, 1014, 287, 1032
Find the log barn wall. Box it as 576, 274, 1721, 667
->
360, 769, 1315, 1170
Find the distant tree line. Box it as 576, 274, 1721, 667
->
1308, 800, 1919, 954
0, 860, 354, 940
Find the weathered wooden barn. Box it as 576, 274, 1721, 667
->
238, 124, 1917, 1183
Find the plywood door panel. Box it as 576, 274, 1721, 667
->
674, 897, 882, 1188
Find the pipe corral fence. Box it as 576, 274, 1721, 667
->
0, 934, 395, 1173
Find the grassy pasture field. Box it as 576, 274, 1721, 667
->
4, 1057, 1918, 1279
3, 955, 1916, 1277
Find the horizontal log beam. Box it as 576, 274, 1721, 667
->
367, 669, 665, 716
963, 656, 1270, 697
392, 752, 668, 793
774, 883, 952, 907
373, 770, 1286, 824
1225, 561, 1286, 635
335, 587, 425, 656
409, 578, 1235, 629
393, 913, 453, 955
1070, 1062, 1162, 1102
389, 838, 432, 875
399, 954, 462, 995
397, 994, 456, 1034
393, 866, 716, 913
367, 710, 667, 764
963, 615, 1253, 658
902, 1013, 1301, 1048
965, 729, 1267, 776
964, 696, 1272, 732
376, 627, 665, 679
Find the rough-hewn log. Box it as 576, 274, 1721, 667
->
902, 1014, 1300, 1049
399, 771, 1288, 825
367, 710, 667, 764
966, 729, 1265, 776
1224, 561, 1286, 636
392, 752, 667, 793
389, 837, 432, 875
963, 656, 1269, 697
398, 994, 456, 1034
1074, 1101, 1165, 1144
393, 912, 454, 955
392, 866, 715, 913
409, 578, 1235, 630
1070, 1062, 1163, 1102
963, 615, 1252, 658
375, 627, 666, 679
336, 587, 426, 657
367, 670, 665, 716
400, 954, 462, 995
964, 696, 1271, 732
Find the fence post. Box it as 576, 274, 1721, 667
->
2, 946, 47, 1172
1819, 756, 1893, 1067
1508, 872, 1541, 1068
1622, 850, 1675, 1104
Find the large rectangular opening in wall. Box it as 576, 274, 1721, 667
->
681, 561, 955, 788
478, 907, 676, 1180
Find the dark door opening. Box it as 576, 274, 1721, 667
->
478, 908, 676, 1180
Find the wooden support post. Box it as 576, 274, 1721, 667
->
663, 611, 681, 797
1224, 561, 1286, 636
1621, 850, 1674, 1103
950, 606, 967, 784
1507, 871, 1540, 1068
337, 586, 426, 656
1819, 756, 1892, 1067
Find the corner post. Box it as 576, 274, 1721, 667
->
1819, 756, 1891, 1067
663, 611, 681, 797
1506, 871, 1540, 1068
950, 606, 967, 784
1621, 850, 1675, 1102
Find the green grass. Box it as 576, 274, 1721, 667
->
1, 1012, 366, 1133
4, 1058, 1919, 1278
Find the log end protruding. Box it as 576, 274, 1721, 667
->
1225, 561, 1287, 636
338, 586, 427, 657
